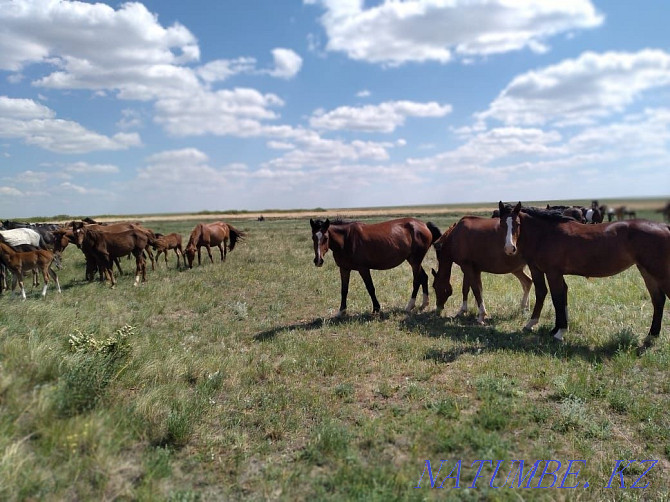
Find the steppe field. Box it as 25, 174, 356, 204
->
1, 199, 669, 501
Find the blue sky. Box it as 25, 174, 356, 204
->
1, 0, 669, 218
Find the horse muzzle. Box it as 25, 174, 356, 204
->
314, 257, 324, 267
504, 244, 517, 256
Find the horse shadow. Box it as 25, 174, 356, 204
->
253, 310, 397, 342
406, 313, 641, 364
254, 307, 640, 364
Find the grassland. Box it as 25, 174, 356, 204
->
0, 201, 669, 501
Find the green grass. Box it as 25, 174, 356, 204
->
0, 206, 668, 500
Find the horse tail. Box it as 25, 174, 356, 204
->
426, 222, 442, 244
227, 225, 246, 251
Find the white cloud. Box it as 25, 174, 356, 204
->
266, 48, 302, 79
478, 50, 670, 126
154, 88, 284, 137
0, 186, 23, 196
309, 100, 452, 132
64, 162, 120, 175
196, 57, 257, 83
0, 1, 199, 73
307, 0, 603, 65
356, 90, 371, 98
0, 97, 141, 153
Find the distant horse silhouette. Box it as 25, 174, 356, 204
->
310, 218, 441, 316
499, 201, 670, 350
431, 216, 533, 324
184, 222, 245, 268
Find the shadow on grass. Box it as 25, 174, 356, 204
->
253, 309, 404, 342
408, 312, 643, 364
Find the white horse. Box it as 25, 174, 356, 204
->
0, 228, 43, 248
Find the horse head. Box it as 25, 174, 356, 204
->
310, 218, 330, 267
499, 201, 522, 256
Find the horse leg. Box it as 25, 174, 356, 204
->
637, 265, 668, 349
513, 268, 533, 311
359, 268, 381, 313
218, 243, 225, 262
223, 239, 227, 261
49, 266, 61, 294
41, 265, 49, 297
470, 269, 487, 325
406, 262, 422, 312
419, 266, 429, 310
114, 256, 123, 276
206, 244, 215, 264
455, 265, 469, 317
337, 268, 351, 317
524, 266, 547, 331
146, 248, 155, 271
546, 273, 568, 341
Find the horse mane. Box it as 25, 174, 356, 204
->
521, 206, 577, 223
312, 217, 357, 227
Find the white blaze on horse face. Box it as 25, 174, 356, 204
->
315, 231, 323, 266
504, 216, 517, 255
585, 209, 593, 223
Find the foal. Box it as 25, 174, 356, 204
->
0, 242, 61, 299
152, 233, 184, 268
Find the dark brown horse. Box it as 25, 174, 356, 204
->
499, 201, 670, 349
310, 218, 441, 316
152, 232, 184, 268
184, 222, 245, 268
431, 216, 533, 324
73, 225, 152, 287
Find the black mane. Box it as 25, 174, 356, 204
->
498, 203, 577, 223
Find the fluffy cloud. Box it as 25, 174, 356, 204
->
478, 50, 670, 126
307, 0, 602, 65
196, 49, 302, 83
310, 100, 452, 132
0, 96, 141, 153
154, 88, 284, 137
0, 1, 199, 73
64, 162, 120, 175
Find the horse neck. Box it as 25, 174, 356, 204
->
188, 225, 203, 246
326, 225, 348, 254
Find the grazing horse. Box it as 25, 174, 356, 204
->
73, 225, 151, 287
152, 232, 184, 268
499, 201, 670, 350
310, 218, 441, 316
0, 242, 60, 299
184, 222, 245, 268
431, 216, 533, 324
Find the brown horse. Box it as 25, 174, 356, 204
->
310, 218, 441, 316
152, 232, 184, 268
431, 216, 533, 324
73, 225, 151, 287
184, 222, 245, 268
499, 201, 670, 349
0, 241, 61, 299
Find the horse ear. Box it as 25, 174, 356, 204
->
323, 219, 330, 232
498, 201, 504, 213
514, 202, 522, 214
310, 218, 316, 230
431, 268, 437, 277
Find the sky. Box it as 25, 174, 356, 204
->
1, 0, 669, 218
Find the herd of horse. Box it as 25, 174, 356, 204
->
2, 200, 669, 352
310, 201, 670, 352
0, 219, 245, 294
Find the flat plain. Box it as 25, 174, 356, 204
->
0, 200, 668, 501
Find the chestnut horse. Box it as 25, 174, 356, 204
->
431, 216, 533, 324
153, 232, 184, 268
310, 218, 441, 316
499, 201, 670, 350
0, 241, 61, 299
184, 222, 245, 268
